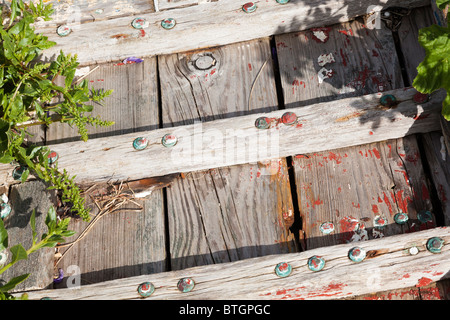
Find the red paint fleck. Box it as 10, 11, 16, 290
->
416, 277, 433, 288
372, 205, 379, 214
372, 50, 379, 57
387, 145, 392, 158
395, 170, 409, 185
352, 202, 360, 209
383, 192, 393, 214
369, 131, 374, 135
405, 152, 420, 166
340, 48, 347, 67
248, 63, 252, 72
277, 42, 288, 48
378, 196, 383, 203
372, 148, 381, 159
327, 152, 343, 164
338, 187, 342, 193
140, 29, 146, 37
399, 273, 411, 280
210, 68, 216, 76
338, 29, 353, 36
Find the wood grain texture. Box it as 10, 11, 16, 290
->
0, 86, 442, 186
159, 39, 297, 270
46, 58, 159, 144
54, 191, 167, 286
25, 226, 450, 300
33, 0, 430, 65
275, 17, 403, 107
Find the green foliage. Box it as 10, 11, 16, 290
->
0, 0, 114, 220
0, 207, 75, 300
413, 5, 450, 120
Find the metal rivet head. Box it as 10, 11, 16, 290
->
133, 137, 149, 150
162, 134, 177, 148
56, 25, 71, 37
417, 210, 433, 224
177, 278, 195, 293
255, 117, 271, 129
276, 0, 290, 4
275, 262, 292, 278
131, 17, 149, 29
137, 282, 155, 297
48, 151, 59, 165
394, 212, 409, 225
281, 112, 298, 126
161, 18, 176, 30
307, 255, 325, 272
319, 222, 335, 234
0, 203, 11, 219
348, 247, 366, 263
373, 215, 388, 228
408, 246, 419, 255
413, 92, 429, 104
0, 250, 8, 266
12, 166, 27, 181
380, 94, 397, 107
242, 2, 257, 13
426, 237, 444, 254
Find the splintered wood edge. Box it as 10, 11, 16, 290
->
34, 0, 430, 66
24, 226, 450, 300
2, 86, 440, 185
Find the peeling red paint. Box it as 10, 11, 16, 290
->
248, 63, 252, 72
383, 192, 393, 214
372, 205, 379, 214
416, 277, 433, 288
338, 29, 353, 36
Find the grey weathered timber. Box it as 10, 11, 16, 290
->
1, 181, 55, 292
33, 0, 430, 65
275, 15, 436, 249
0, 86, 443, 186
159, 39, 297, 270
24, 227, 450, 300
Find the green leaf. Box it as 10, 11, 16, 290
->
0, 274, 30, 292
45, 206, 57, 233
9, 244, 28, 264
436, 0, 450, 10
0, 219, 8, 252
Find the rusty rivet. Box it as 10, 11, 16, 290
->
319, 222, 334, 235
307, 255, 325, 272
161, 18, 176, 30
56, 25, 71, 37
394, 212, 409, 225
275, 262, 292, 278
255, 117, 271, 129
242, 2, 257, 13
281, 112, 298, 126
348, 247, 366, 263
426, 237, 444, 254
133, 137, 149, 150
177, 277, 195, 293
162, 134, 178, 148
137, 282, 155, 297
417, 210, 433, 224
12, 166, 27, 181
131, 17, 149, 29
413, 92, 429, 104
373, 215, 388, 228
380, 94, 397, 107
276, 0, 290, 3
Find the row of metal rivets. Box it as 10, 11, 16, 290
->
135, 236, 445, 297
133, 134, 177, 151
56, 1, 293, 37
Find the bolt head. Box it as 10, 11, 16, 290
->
307, 255, 325, 271
281, 112, 298, 125
161, 18, 176, 30
0, 203, 11, 219
131, 17, 149, 29
394, 212, 409, 225
275, 262, 292, 277
348, 247, 366, 263
133, 137, 149, 150
380, 94, 397, 107
319, 222, 335, 234
242, 2, 257, 13
255, 117, 271, 129
177, 278, 195, 293
56, 25, 72, 37
417, 210, 433, 224
426, 237, 444, 254
12, 166, 27, 181
137, 282, 155, 297
373, 215, 388, 228
162, 134, 177, 148
48, 151, 59, 165
276, 0, 290, 4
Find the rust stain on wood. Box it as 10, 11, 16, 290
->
335, 111, 366, 122
110, 33, 130, 39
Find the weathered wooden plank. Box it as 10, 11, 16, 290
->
275, 17, 403, 106
46, 58, 159, 144
1, 181, 55, 292
33, 0, 430, 65
0, 86, 442, 186
54, 190, 167, 287
159, 39, 296, 270
25, 226, 450, 300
